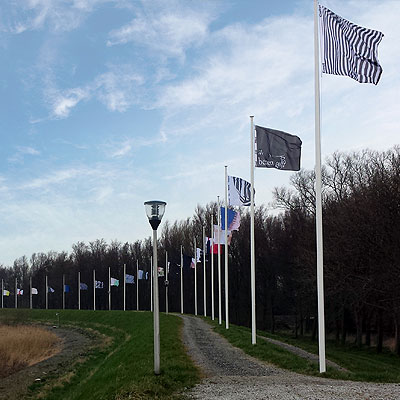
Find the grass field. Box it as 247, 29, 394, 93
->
209, 318, 400, 383
0, 324, 60, 378
0, 309, 200, 400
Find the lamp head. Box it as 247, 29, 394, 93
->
144, 200, 167, 230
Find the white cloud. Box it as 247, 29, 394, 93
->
107, 2, 214, 59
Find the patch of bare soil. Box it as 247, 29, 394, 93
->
0, 325, 93, 400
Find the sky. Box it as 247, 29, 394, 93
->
0, 0, 399, 266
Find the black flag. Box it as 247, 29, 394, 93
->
255, 125, 302, 171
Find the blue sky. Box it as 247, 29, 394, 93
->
1, 0, 399, 266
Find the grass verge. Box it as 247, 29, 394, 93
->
206, 318, 400, 383
0, 309, 200, 400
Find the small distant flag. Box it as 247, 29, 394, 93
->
157, 267, 164, 277
138, 270, 144, 280
95, 280, 104, 289
31, 288, 38, 295
64, 284, 70, 293
213, 225, 232, 246
3, 290, 10, 296
228, 176, 252, 206
110, 278, 119, 287
196, 248, 202, 262
80, 283, 88, 290
255, 125, 302, 171
125, 274, 135, 284
220, 207, 240, 231
319, 4, 384, 85
17, 288, 23, 295
48, 287, 55, 293
145, 271, 149, 280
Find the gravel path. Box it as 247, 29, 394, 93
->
181, 315, 400, 400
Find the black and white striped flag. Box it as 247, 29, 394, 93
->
228, 176, 251, 206
319, 4, 384, 85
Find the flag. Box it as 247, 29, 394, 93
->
48, 287, 55, 293
95, 280, 104, 289
158, 267, 164, 277
64, 284, 70, 293
17, 288, 23, 295
110, 278, 119, 287
3, 290, 10, 296
145, 271, 149, 280
205, 236, 212, 255
255, 125, 302, 171
126, 274, 135, 284
190, 258, 196, 269
319, 4, 384, 85
228, 176, 252, 206
138, 269, 144, 280
196, 248, 202, 262
80, 282, 88, 290
31, 288, 38, 295
220, 207, 240, 231
213, 225, 232, 246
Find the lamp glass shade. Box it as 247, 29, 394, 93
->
144, 201, 166, 222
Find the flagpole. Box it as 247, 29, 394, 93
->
165, 251, 169, 314
217, 196, 222, 325
45, 275, 48, 310
78, 271, 81, 310
62, 274, 65, 310
203, 225, 206, 317
314, 0, 326, 373
136, 260, 139, 311
224, 165, 229, 329
15, 277, 17, 309
180, 245, 184, 314
250, 115, 256, 344
124, 263, 126, 311
194, 238, 198, 316
30, 276, 32, 309
108, 267, 111, 311
93, 270, 96, 311
151, 256, 153, 312
211, 214, 214, 320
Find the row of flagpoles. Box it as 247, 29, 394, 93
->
0, 1, 384, 375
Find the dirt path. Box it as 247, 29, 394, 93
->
181, 315, 400, 400
0, 326, 93, 400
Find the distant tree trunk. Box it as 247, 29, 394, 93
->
377, 311, 383, 354
295, 314, 298, 338
394, 313, 400, 356
270, 295, 275, 334
365, 317, 371, 347
355, 311, 363, 348
312, 317, 317, 341
300, 308, 304, 336
341, 307, 347, 346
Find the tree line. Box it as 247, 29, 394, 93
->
1, 147, 400, 354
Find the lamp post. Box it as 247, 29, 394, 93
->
144, 200, 166, 375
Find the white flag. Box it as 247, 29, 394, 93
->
228, 175, 252, 206
31, 288, 38, 295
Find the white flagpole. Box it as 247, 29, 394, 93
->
203, 225, 206, 317
124, 263, 126, 311
314, 0, 326, 373
180, 245, 184, 314
62, 274, 65, 310
194, 238, 198, 316
108, 267, 111, 311
15, 277, 17, 309
250, 115, 256, 344
30, 276, 32, 309
151, 256, 153, 312
78, 271, 81, 310
224, 165, 229, 329
217, 196, 222, 325
45, 275, 48, 310
136, 260, 139, 311
211, 214, 214, 320
93, 270, 96, 311
165, 251, 169, 314
1, 279, 3, 309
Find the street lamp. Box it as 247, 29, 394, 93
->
144, 200, 166, 375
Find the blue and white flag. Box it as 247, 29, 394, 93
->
125, 274, 135, 284
95, 280, 104, 289
220, 207, 240, 231
319, 4, 384, 84
80, 282, 88, 290
138, 269, 144, 280
64, 284, 70, 293
48, 287, 55, 293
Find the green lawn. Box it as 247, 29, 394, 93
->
208, 318, 400, 383
0, 309, 200, 400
